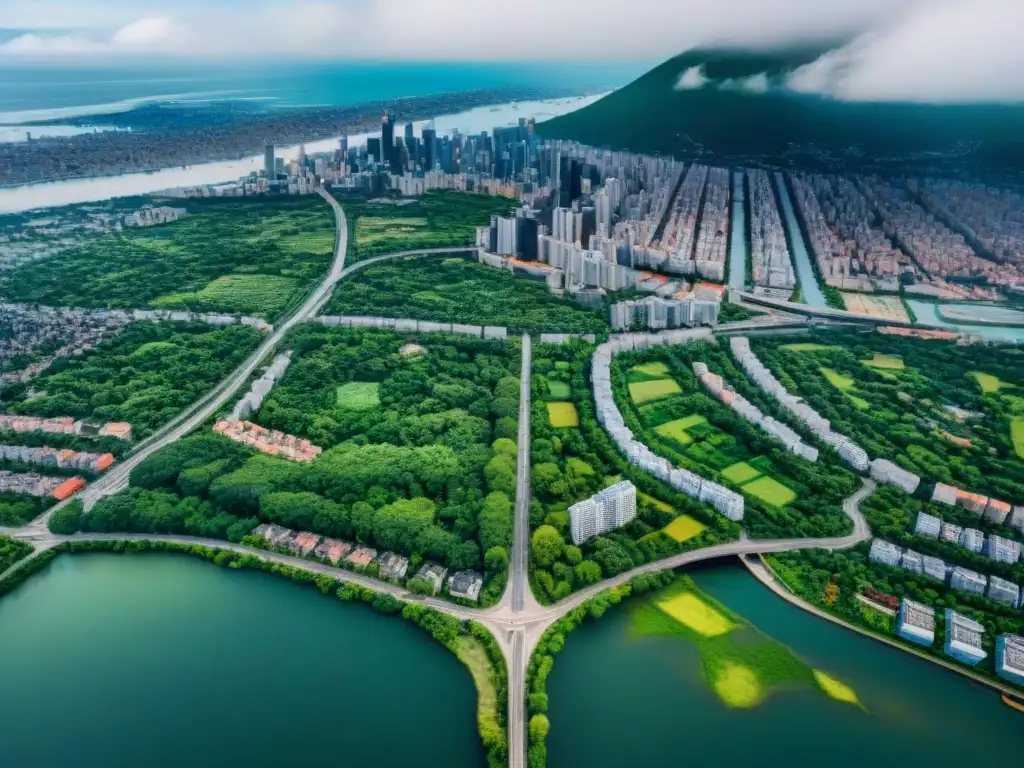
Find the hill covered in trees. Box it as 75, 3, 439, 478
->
538, 45, 1024, 177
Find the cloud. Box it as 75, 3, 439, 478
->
0, 0, 1022, 102
720, 73, 771, 94
675, 67, 708, 90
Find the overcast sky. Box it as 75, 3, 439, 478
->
1, 0, 1021, 102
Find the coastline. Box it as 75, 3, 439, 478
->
740, 553, 1023, 700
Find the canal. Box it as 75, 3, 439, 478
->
727, 171, 747, 289
774, 171, 828, 309
0, 553, 486, 768
547, 562, 1024, 768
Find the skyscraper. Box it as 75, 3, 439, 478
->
422, 125, 437, 171
339, 134, 348, 156
264, 143, 275, 179
569, 481, 637, 545
381, 111, 395, 168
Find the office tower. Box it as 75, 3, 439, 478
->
569, 481, 637, 545
264, 143, 275, 179
558, 155, 572, 207
516, 216, 539, 261
422, 126, 437, 171
367, 137, 381, 164
297, 144, 307, 168
381, 111, 395, 168
339, 134, 348, 156
404, 122, 414, 148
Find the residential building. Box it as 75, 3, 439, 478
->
448, 570, 483, 602
378, 552, 410, 582
213, 419, 322, 462
995, 635, 1024, 686
914, 511, 941, 539
869, 459, 921, 494
1011, 507, 1024, 535
922, 555, 948, 581
959, 528, 985, 553
869, 539, 902, 567
900, 549, 923, 574
932, 482, 959, 506
314, 539, 352, 566
290, 532, 321, 557
986, 498, 1012, 525
986, 534, 1021, 564
897, 599, 936, 647
940, 522, 963, 545
415, 563, 448, 595
944, 610, 987, 666
346, 547, 378, 569
569, 480, 638, 545
949, 566, 987, 595
987, 576, 1021, 606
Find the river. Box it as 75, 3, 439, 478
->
547, 562, 1024, 768
774, 171, 828, 308
0, 94, 604, 214
0, 553, 485, 768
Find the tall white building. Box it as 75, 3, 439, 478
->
897, 599, 935, 647
569, 480, 638, 545
985, 534, 1021, 564
949, 566, 987, 595
914, 511, 941, 539
944, 609, 987, 666
869, 539, 902, 567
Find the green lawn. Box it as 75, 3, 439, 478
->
781, 343, 842, 353
862, 354, 905, 371
629, 378, 682, 404
722, 461, 762, 485
819, 367, 855, 390
631, 362, 672, 380
335, 382, 381, 410
1012, 416, 1024, 459
655, 414, 707, 445
971, 371, 1013, 393
663, 514, 707, 543
742, 476, 797, 507
547, 402, 579, 428
152, 274, 301, 318
546, 380, 571, 400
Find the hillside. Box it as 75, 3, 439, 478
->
538, 46, 1024, 178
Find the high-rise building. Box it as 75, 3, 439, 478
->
996, 635, 1024, 685
367, 137, 382, 164
897, 599, 935, 647
339, 134, 348, 157
944, 609, 987, 666
422, 126, 437, 171
264, 143, 275, 179
868, 539, 901, 567
569, 481, 637, 545
381, 111, 395, 169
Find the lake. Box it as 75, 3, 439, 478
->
546, 562, 1024, 768
0, 553, 485, 768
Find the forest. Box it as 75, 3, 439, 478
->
527, 341, 735, 602
770, 545, 1024, 687
0, 535, 33, 573
0, 322, 264, 440
611, 339, 858, 539
68, 328, 522, 605
336, 191, 518, 264
0, 197, 335, 320
751, 330, 1024, 504
327, 254, 609, 334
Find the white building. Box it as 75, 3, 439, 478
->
949, 566, 987, 595
931, 483, 959, 506
944, 610, 987, 666
996, 635, 1024, 685
869, 458, 921, 494
869, 539, 902, 567
914, 511, 942, 539
940, 522, 963, 545
922, 555, 948, 581
569, 480, 638, 544
985, 534, 1021, 564
897, 599, 936, 647
959, 528, 985, 553
987, 576, 1021, 606
900, 549, 924, 574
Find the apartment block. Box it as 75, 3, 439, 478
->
900, 549, 924, 574
944, 609, 987, 666
922, 555, 948, 581
914, 511, 941, 539
949, 566, 987, 596
869, 539, 902, 567
869, 458, 920, 494
569, 480, 638, 545
995, 635, 1024, 686
959, 528, 985, 554
940, 522, 963, 545
985, 535, 1021, 564
213, 419, 322, 462
897, 599, 936, 647
987, 576, 1021, 607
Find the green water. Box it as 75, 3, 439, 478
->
0, 553, 486, 768
547, 562, 1024, 767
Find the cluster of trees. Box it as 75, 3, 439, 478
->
0, 428, 128, 458
327, 254, 609, 333
527, 342, 733, 603
0, 197, 335, 313
0, 322, 264, 440
771, 546, 1024, 684
753, 330, 1024, 504
525, 571, 677, 768
613, 341, 858, 539
339, 191, 518, 265
0, 535, 33, 574
0, 493, 51, 527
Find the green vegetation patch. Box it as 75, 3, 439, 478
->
1012, 416, 1024, 460
862, 354, 905, 371
722, 461, 762, 485
654, 414, 707, 445
0, 535, 34, 574
971, 371, 1013, 393
335, 381, 381, 410
547, 402, 579, 428
819, 367, 855, 390
781, 343, 842, 353
629, 378, 682, 404
742, 476, 797, 507
152, 274, 302, 318
657, 591, 736, 637
546, 380, 571, 401
630, 362, 672, 380
662, 514, 708, 542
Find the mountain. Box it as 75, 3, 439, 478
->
537, 46, 1024, 178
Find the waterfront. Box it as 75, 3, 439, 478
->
546, 562, 1024, 768
774, 172, 828, 308
906, 300, 1024, 342
0, 94, 603, 214
727, 170, 747, 288
0, 553, 485, 768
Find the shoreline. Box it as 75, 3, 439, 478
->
740, 553, 1023, 700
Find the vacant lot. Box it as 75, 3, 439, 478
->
657, 591, 735, 638
663, 514, 707, 542
654, 414, 707, 445
722, 461, 761, 485
629, 378, 682, 404
336, 382, 381, 410
547, 402, 579, 428
743, 476, 797, 507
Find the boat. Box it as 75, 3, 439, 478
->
1001, 693, 1024, 713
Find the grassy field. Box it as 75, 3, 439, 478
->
712, 662, 764, 708
971, 371, 1013, 393
152, 274, 301, 317
546, 380, 571, 400
632, 362, 672, 378
820, 367, 855, 390
862, 354, 905, 371
722, 461, 761, 484
657, 591, 736, 638
547, 402, 579, 428
335, 382, 381, 410
1012, 416, 1024, 459
780, 343, 842, 353
629, 378, 682, 404
663, 514, 707, 542
454, 637, 502, 757
355, 216, 429, 246
654, 414, 707, 445
742, 476, 797, 507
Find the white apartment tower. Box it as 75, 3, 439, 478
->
569, 480, 638, 545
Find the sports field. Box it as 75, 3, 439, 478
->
654, 414, 707, 444
547, 402, 579, 428
722, 461, 761, 484
336, 382, 381, 409
546, 380, 571, 400
629, 378, 682, 404
743, 476, 797, 507
663, 514, 707, 542
657, 592, 735, 638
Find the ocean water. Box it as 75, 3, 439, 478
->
0, 60, 650, 123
